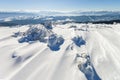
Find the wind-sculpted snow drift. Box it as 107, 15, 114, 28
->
0, 23, 120, 80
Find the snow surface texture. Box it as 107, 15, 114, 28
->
0, 23, 120, 80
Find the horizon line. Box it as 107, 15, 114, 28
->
0, 9, 120, 13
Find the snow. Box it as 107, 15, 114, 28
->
47, 34, 64, 51
17, 24, 52, 43
0, 23, 120, 80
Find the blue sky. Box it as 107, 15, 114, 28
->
0, 0, 120, 11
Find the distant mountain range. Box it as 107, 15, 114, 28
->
1, 11, 120, 16
0, 11, 120, 26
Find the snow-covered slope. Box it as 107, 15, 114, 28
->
0, 23, 120, 80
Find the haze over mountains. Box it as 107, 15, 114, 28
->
1, 10, 120, 16
0, 11, 120, 26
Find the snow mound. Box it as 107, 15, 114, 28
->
18, 24, 52, 43
12, 31, 24, 37
72, 36, 86, 47
12, 51, 32, 63
69, 25, 77, 28
11, 47, 36, 64
77, 54, 101, 80
47, 34, 64, 51
43, 21, 53, 29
